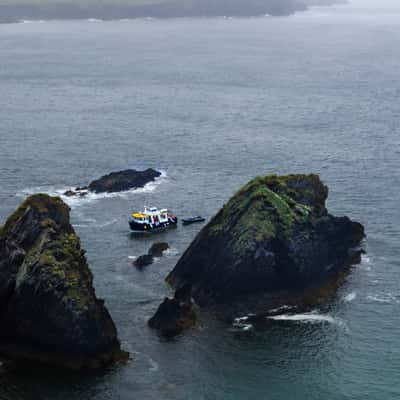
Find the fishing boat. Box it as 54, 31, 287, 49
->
129, 206, 178, 233
182, 216, 206, 225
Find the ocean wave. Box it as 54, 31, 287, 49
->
87, 18, 104, 23
16, 170, 167, 209
367, 293, 400, 304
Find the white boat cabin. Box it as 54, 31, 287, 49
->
131, 207, 169, 226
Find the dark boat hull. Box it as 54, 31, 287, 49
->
129, 219, 178, 233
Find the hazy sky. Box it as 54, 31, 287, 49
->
349, 0, 400, 8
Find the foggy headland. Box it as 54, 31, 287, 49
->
0, 0, 347, 21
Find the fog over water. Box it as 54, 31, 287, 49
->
348, 0, 400, 8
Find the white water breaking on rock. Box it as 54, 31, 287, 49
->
267, 311, 338, 325
16, 171, 167, 209
343, 292, 357, 302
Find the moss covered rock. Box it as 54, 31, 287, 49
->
166, 174, 365, 312
0, 194, 126, 369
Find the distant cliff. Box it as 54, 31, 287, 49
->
0, 0, 347, 20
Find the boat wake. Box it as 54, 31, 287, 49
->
16, 171, 167, 209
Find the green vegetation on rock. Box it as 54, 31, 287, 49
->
167, 173, 364, 312
0, 194, 124, 369
209, 174, 326, 256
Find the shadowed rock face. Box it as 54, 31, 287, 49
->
167, 174, 365, 310
148, 284, 196, 338
148, 242, 169, 257
0, 194, 126, 369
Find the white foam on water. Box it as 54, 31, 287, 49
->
128, 256, 138, 261
232, 321, 253, 331
359, 254, 373, 271
97, 218, 118, 228
16, 170, 167, 210
164, 247, 180, 257
241, 324, 253, 331
20, 19, 46, 24
268, 305, 296, 314
129, 351, 159, 372
234, 316, 250, 323
367, 293, 399, 304
267, 311, 338, 325
343, 292, 357, 302
87, 18, 104, 23
362, 254, 371, 264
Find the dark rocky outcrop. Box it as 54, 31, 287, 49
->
88, 168, 161, 194
64, 168, 161, 196
166, 174, 365, 318
0, 194, 126, 369
134, 242, 170, 268
148, 242, 169, 257
148, 284, 196, 338
134, 254, 154, 268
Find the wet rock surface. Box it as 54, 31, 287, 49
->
148, 242, 169, 257
134, 254, 154, 268
148, 285, 196, 338
64, 168, 161, 196
0, 194, 126, 369
166, 174, 365, 314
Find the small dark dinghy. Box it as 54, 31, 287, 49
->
182, 216, 206, 225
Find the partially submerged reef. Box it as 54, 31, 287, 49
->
0, 194, 126, 369
134, 242, 170, 268
157, 174, 365, 332
148, 284, 196, 338
64, 168, 161, 197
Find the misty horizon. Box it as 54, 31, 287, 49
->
0, 0, 348, 21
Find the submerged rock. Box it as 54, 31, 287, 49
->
134, 254, 154, 268
63, 190, 76, 197
134, 242, 170, 268
148, 284, 196, 338
148, 242, 169, 257
0, 194, 126, 369
63, 168, 161, 196
166, 174, 365, 316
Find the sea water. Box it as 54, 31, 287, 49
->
1, 7, 400, 399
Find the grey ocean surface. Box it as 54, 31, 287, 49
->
1, 6, 400, 400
